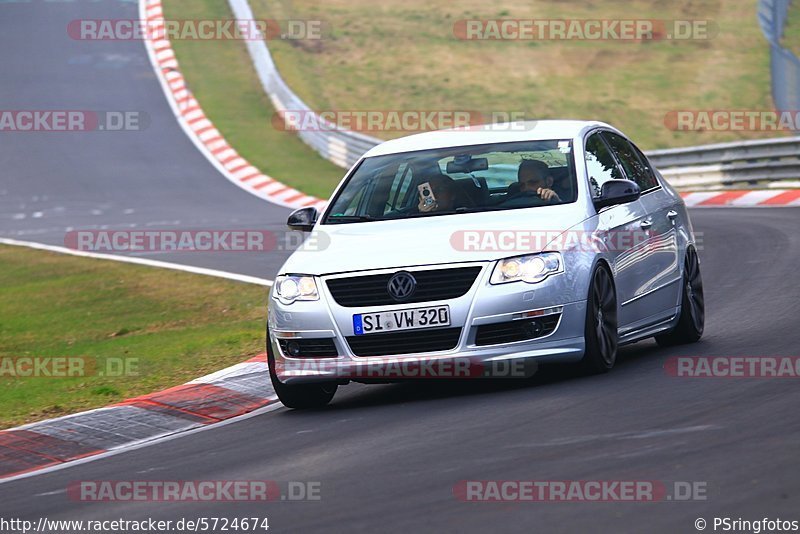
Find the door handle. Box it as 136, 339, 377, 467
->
640, 218, 653, 230
667, 210, 678, 220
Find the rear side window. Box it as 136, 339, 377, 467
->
630, 142, 661, 191
602, 132, 659, 192
584, 133, 621, 198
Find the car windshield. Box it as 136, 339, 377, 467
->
323, 139, 577, 224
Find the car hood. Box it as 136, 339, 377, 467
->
278, 205, 589, 276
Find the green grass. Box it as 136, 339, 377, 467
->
161, 0, 345, 199
251, 0, 778, 149
0, 245, 268, 429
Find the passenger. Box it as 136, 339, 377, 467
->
417, 174, 458, 213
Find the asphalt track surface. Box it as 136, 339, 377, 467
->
1, 1, 800, 533
0, 0, 292, 279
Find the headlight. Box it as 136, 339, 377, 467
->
490, 252, 563, 285
274, 275, 319, 304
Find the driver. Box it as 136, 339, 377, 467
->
516, 159, 561, 202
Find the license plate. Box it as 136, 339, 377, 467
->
353, 305, 450, 335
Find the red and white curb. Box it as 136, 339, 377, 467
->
0, 354, 274, 481
679, 189, 800, 207
140, 0, 327, 212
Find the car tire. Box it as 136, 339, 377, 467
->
266, 327, 338, 409
579, 265, 618, 374
655, 247, 704, 347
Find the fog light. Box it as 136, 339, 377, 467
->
524, 320, 543, 338
286, 341, 301, 357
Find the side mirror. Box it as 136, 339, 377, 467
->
287, 207, 318, 232
594, 179, 641, 210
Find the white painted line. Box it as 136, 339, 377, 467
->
0, 238, 273, 287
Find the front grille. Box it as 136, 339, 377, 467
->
278, 338, 339, 358
474, 314, 561, 346
345, 327, 462, 357
326, 266, 482, 307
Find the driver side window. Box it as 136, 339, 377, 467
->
584, 133, 621, 198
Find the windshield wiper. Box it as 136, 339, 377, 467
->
454, 206, 496, 213
408, 206, 495, 218
326, 214, 375, 223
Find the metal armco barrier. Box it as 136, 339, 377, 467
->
759, 0, 800, 117
647, 136, 800, 189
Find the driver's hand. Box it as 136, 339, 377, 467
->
537, 187, 561, 202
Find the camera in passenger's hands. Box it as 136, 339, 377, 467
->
418, 182, 437, 207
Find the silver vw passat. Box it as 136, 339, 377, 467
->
267, 121, 704, 408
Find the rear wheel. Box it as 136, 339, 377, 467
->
655, 247, 704, 346
579, 266, 618, 374
267, 328, 337, 409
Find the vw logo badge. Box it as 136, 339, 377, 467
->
387, 271, 416, 301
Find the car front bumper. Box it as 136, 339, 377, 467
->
268, 262, 588, 384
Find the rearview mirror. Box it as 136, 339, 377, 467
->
287, 207, 318, 232
446, 156, 489, 174
594, 179, 641, 210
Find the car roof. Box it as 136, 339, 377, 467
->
362, 120, 615, 158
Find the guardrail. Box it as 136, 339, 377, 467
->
230, 0, 800, 190
759, 0, 800, 115
228, 0, 380, 169
647, 136, 800, 189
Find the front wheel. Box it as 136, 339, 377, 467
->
578, 266, 618, 374
267, 328, 337, 409
655, 247, 704, 346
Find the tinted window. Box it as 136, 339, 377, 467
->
584, 133, 621, 199
629, 142, 660, 191
602, 132, 659, 192
323, 140, 578, 224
